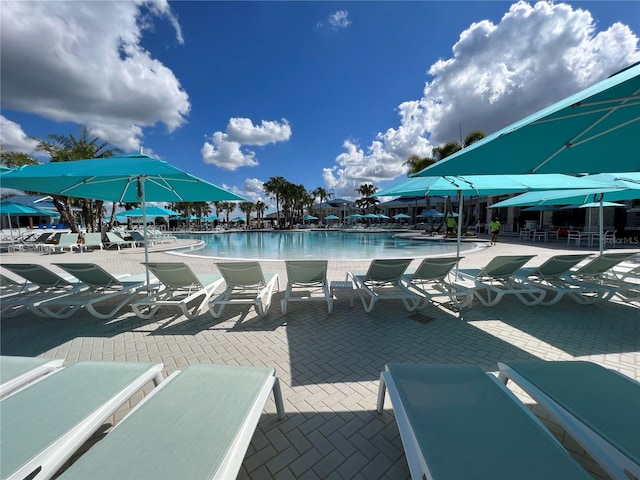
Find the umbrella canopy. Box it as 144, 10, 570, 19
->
346, 214, 363, 219
416, 64, 640, 176
563, 202, 625, 209
420, 209, 444, 218
303, 214, 318, 220
377, 214, 390, 219
172, 215, 199, 221
1, 154, 244, 286
201, 214, 219, 221
325, 214, 339, 220
116, 206, 180, 218
0, 201, 56, 216
392, 213, 411, 219
232, 216, 244, 222
0, 154, 245, 203
377, 173, 609, 197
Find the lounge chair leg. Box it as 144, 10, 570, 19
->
376, 372, 387, 413
272, 377, 286, 420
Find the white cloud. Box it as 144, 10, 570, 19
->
202, 118, 291, 171
0, 116, 39, 154
326, 0, 640, 197
0, 0, 189, 152
329, 11, 351, 30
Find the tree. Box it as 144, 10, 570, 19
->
355, 183, 379, 214
34, 126, 122, 233
312, 187, 334, 225
0, 147, 39, 168
239, 201, 255, 229
263, 176, 287, 228
463, 130, 486, 147
403, 154, 436, 176
254, 200, 266, 229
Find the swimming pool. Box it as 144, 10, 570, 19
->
172, 230, 477, 260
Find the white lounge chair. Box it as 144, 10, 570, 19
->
209, 262, 280, 318
0, 264, 82, 318
563, 252, 637, 302
403, 256, 472, 310
0, 360, 163, 480
513, 254, 603, 305
131, 262, 223, 319
43, 233, 79, 254
281, 260, 332, 315
498, 360, 640, 480
0, 355, 64, 398
377, 363, 591, 480
57, 364, 285, 480
456, 255, 546, 306
104, 232, 136, 250
79, 232, 103, 251
347, 258, 419, 313
36, 263, 148, 319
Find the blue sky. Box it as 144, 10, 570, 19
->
1, 1, 639, 211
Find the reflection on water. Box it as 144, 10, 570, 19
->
176, 231, 473, 260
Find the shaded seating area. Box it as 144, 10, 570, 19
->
498, 360, 640, 480
456, 255, 546, 306
0, 355, 63, 398
0, 360, 164, 480
131, 262, 223, 319
57, 364, 285, 480
376, 363, 591, 480
347, 258, 419, 313
209, 261, 280, 318
281, 260, 332, 315
403, 256, 472, 310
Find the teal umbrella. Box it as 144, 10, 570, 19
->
490, 173, 640, 254
303, 214, 318, 221
325, 214, 339, 221
232, 217, 244, 222
0, 201, 56, 242
117, 206, 180, 218
417, 64, 640, 176
1, 154, 244, 285
392, 213, 411, 220
201, 214, 219, 221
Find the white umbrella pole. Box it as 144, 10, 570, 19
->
599, 196, 604, 256
455, 191, 463, 279
140, 177, 151, 288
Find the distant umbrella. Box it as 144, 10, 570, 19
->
117, 206, 180, 218
325, 214, 339, 220
392, 213, 411, 219
303, 214, 318, 220
420, 209, 444, 218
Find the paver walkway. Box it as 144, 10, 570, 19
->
1, 232, 638, 479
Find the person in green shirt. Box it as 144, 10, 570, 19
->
446, 214, 457, 238
490, 217, 501, 245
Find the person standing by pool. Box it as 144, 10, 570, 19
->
446, 213, 457, 238
491, 217, 500, 245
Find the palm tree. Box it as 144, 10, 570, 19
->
403, 154, 436, 176
312, 186, 334, 225
355, 183, 379, 215
34, 126, 122, 233
239, 201, 255, 229
0, 147, 39, 168
254, 200, 266, 229
263, 176, 287, 228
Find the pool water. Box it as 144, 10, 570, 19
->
173, 231, 475, 260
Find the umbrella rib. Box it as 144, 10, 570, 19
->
531, 90, 640, 173
532, 98, 640, 124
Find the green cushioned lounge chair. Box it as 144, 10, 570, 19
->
456, 255, 546, 306
0, 355, 64, 398
377, 363, 591, 480
34, 263, 149, 319
209, 262, 280, 318
281, 260, 332, 315
0, 360, 164, 480
132, 262, 224, 319
57, 364, 285, 480
403, 256, 472, 310
0, 264, 83, 318
498, 360, 640, 480
346, 258, 419, 313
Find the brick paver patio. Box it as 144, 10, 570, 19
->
1, 232, 638, 479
